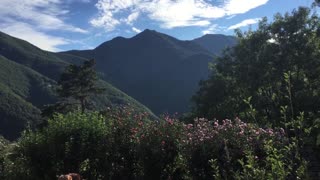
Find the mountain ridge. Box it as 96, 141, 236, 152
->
0, 31, 154, 140
63, 29, 236, 114
192, 33, 237, 55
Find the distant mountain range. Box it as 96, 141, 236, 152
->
0, 31, 153, 140
0, 30, 236, 139
63, 29, 237, 114
193, 34, 237, 55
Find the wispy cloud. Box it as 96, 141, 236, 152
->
224, 0, 268, 15
132, 27, 142, 33
124, 11, 140, 25
0, 0, 88, 33
228, 18, 261, 30
1, 21, 69, 51
0, 0, 88, 51
91, 0, 269, 31
202, 24, 219, 34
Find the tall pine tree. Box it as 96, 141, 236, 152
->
43, 59, 104, 116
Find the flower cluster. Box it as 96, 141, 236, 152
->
12, 108, 301, 180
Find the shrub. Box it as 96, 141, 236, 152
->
12, 112, 108, 180
4, 109, 307, 179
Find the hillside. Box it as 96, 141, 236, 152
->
64, 29, 235, 114
0, 31, 153, 140
192, 34, 237, 55
0, 55, 55, 139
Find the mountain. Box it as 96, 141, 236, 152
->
0, 31, 153, 140
192, 34, 237, 55
0, 55, 54, 139
63, 29, 235, 114
0, 31, 67, 80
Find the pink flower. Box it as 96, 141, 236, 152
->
239, 130, 244, 135
266, 129, 274, 136
161, 140, 165, 145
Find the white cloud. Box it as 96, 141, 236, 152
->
90, 0, 137, 31
1, 21, 69, 51
0, 0, 89, 51
226, 15, 236, 20
0, 0, 87, 33
125, 11, 140, 25
91, 0, 269, 30
224, 0, 269, 15
132, 27, 142, 33
202, 24, 219, 34
140, 0, 225, 28
90, 11, 120, 31
202, 24, 227, 34
228, 18, 261, 30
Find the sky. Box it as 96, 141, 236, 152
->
0, 0, 316, 52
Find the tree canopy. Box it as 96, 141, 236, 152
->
192, 7, 320, 127
43, 59, 105, 116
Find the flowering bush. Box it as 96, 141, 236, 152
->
3, 108, 307, 179
182, 118, 292, 179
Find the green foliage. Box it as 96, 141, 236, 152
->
0, 136, 9, 178
1, 111, 307, 179
192, 8, 320, 171
0, 31, 67, 80
193, 7, 320, 127
56, 59, 105, 113
0, 56, 54, 139
10, 112, 108, 180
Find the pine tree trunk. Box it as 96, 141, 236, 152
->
80, 98, 85, 114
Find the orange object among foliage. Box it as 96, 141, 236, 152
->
58, 173, 81, 180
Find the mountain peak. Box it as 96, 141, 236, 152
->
202, 34, 225, 37
134, 29, 161, 39
141, 29, 158, 34
192, 34, 237, 55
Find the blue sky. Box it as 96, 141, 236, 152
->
0, 0, 315, 52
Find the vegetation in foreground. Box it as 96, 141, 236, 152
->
0, 109, 308, 179
2, 4, 320, 180
0, 32, 153, 140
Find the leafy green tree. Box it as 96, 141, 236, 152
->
193, 7, 320, 127
43, 59, 105, 115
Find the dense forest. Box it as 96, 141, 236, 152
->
1, 4, 320, 180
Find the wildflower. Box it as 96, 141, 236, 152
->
214, 121, 219, 127
161, 140, 166, 146
239, 130, 244, 135
266, 129, 274, 136
187, 124, 193, 129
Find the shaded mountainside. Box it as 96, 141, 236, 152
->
0, 55, 55, 139
0, 31, 153, 140
0, 31, 66, 80
64, 29, 236, 114
192, 34, 237, 55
